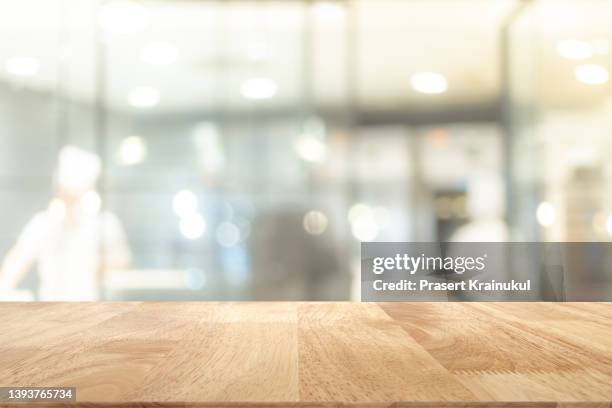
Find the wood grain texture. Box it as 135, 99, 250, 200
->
0, 302, 610, 407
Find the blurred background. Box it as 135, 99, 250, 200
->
0, 0, 611, 301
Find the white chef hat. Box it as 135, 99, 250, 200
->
56, 145, 101, 193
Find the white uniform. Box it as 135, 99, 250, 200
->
14, 210, 130, 301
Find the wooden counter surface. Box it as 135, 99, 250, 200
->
0, 302, 611, 407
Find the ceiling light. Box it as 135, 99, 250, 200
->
99, 0, 148, 34
128, 87, 160, 108
351, 214, 379, 242
411, 72, 448, 94
118, 136, 147, 166
294, 136, 327, 163
303, 210, 328, 235
348, 203, 370, 225
5, 56, 40, 77
575, 64, 609, 85
180, 213, 206, 240
348, 203, 379, 241
557, 39, 593, 60
173, 190, 198, 218
240, 78, 277, 100
141, 42, 179, 66
536, 201, 556, 227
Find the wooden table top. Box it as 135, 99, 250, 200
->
0, 302, 611, 407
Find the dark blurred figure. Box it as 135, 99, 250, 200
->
249, 207, 348, 300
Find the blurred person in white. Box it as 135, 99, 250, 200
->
0, 146, 131, 301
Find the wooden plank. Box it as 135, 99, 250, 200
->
298, 303, 476, 402
126, 303, 300, 402
0, 302, 610, 406
379, 302, 612, 402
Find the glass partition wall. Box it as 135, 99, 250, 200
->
100, 1, 355, 300
6, 0, 607, 301
506, 0, 612, 300
508, 0, 612, 242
